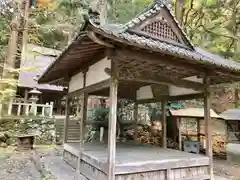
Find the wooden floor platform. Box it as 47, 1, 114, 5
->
63, 142, 210, 180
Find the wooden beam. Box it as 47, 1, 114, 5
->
105, 67, 203, 91
137, 93, 204, 104
120, 76, 203, 91
204, 75, 213, 180
87, 31, 114, 48
162, 100, 167, 148
67, 79, 110, 97
107, 59, 118, 180
113, 49, 205, 75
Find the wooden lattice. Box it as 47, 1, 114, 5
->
142, 20, 180, 42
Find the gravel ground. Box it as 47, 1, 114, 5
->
0, 146, 58, 180
0, 146, 239, 180
214, 159, 240, 180
0, 155, 42, 180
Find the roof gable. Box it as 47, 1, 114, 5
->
19, 44, 64, 91
124, 3, 193, 49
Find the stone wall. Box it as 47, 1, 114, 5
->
0, 118, 56, 147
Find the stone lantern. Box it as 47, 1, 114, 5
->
28, 87, 42, 115
29, 87, 42, 103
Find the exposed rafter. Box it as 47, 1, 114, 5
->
87, 31, 114, 48
137, 93, 204, 104
104, 67, 203, 91
112, 49, 206, 75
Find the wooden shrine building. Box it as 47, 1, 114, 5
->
39, 2, 240, 180
17, 44, 65, 113
220, 109, 240, 164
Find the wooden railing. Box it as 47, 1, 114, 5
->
0, 100, 54, 118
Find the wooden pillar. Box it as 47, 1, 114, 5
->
204, 76, 213, 180
107, 59, 118, 180
23, 89, 28, 113
80, 94, 88, 149
197, 118, 201, 142
24, 89, 28, 101
64, 97, 70, 143
133, 102, 138, 142
235, 89, 239, 108
162, 100, 167, 148
8, 99, 13, 115
76, 93, 88, 172
78, 70, 88, 172
225, 120, 228, 147
177, 118, 182, 151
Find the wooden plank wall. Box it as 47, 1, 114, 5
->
63, 149, 210, 180
55, 119, 80, 143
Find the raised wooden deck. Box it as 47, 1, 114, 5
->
63, 142, 210, 180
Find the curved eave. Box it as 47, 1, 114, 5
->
38, 17, 91, 84
38, 33, 86, 84
89, 25, 240, 80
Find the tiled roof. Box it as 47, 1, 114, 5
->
88, 2, 240, 72
91, 23, 240, 72
220, 109, 240, 121
38, 1, 240, 85
170, 108, 220, 118
19, 44, 64, 91
123, 3, 193, 48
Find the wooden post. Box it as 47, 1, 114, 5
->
177, 118, 182, 151
0, 103, 3, 117
225, 120, 228, 147
23, 89, 28, 112
41, 106, 45, 116
100, 127, 104, 142
133, 102, 138, 142
77, 70, 88, 173
197, 118, 201, 142
107, 60, 118, 180
49, 102, 54, 117
25, 104, 29, 116
64, 97, 70, 143
162, 100, 167, 148
33, 104, 37, 116
235, 89, 239, 108
8, 99, 13, 115
17, 104, 21, 116
204, 76, 213, 180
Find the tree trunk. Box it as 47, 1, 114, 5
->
0, 4, 20, 102
232, 0, 239, 108
175, 0, 186, 26
165, 0, 187, 143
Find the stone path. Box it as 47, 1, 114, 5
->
215, 176, 232, 180
41, 156, 79, 180
0, 152, 42, 180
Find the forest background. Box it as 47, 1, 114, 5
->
0, 0, 240, 112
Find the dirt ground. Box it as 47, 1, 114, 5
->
0, 145, 239, 180
214, 159, 240, 180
